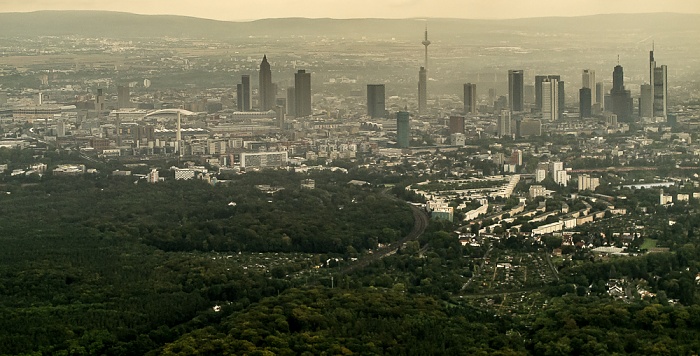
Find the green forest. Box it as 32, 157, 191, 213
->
0, 164, 699, 355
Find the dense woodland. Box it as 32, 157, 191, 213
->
0, 169, 413, 355
0, 152, 699, 354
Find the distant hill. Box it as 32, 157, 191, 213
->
0, 11, 698, 40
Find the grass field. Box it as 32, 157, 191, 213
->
640, 238, 658, 250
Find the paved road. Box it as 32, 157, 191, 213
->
338, 204, 429, 275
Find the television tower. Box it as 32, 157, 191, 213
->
422, 26, 431, 69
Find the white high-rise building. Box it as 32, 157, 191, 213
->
554, 170, 569, 187
577, 174, 600, 191
541, 78, 559, 121
535, 169, 547, 182
147, 168, 159, 183
498, 110, 512, 137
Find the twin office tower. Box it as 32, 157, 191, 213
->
236, 56, 312, 118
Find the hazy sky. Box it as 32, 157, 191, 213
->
1, 0, 699, 20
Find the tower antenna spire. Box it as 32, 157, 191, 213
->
421, 24, 431, 70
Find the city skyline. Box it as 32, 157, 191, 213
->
1, 0, 698, 21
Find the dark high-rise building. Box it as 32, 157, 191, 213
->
596, 82, 605, 111
294, 70, 311, 117
579, 87, 592, 118
117, 85, 130, 109
508, 70, 524, 112
236, 84, 243, 111
418, 67, 427, 115
557, 81, 565, 116
258, 55, 275, 112
610, 65, 633, 121
463, 83, 477, 114
396, 111, 410, 148
240, 75, 251, 111
367, 84, 386, 118
448, 116, 465, 135
582, 69, 596, 105
286, 87, 296, 117
95, 89, 105, 111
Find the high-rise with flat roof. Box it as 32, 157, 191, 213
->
535, 74, 560, 112
449, 115, 465, 135
286, 87, 296, 117
367, 84, 386, 118
117, 85, 131, 109
397, 111, 410, 148
582, 69, 596, 105
240, 75, 251, 111
508, 70, 524, 112
236, 84, 243, 111
498, 110, 512, 137
294, 70, 312, 117
542, 78, 559, 121
463, 83, 476, 114
580, 87, 592, 118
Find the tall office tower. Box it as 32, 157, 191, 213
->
241, 75, 251, 111
294, 70, 312, 117
557, 81, 565, 116
640, 84, 653, 118
95, 89, 105, 111
463, 83, 477, 114
117, 85, 130, 109
449, 115, 465, 135
498, 110, 512, 137
396, 111, 410, 148
579, 87, 592, 118
582, 70, 596, 104
535, 74, 561, 111
367, 84, 386, 118
595, 82, 605, 111
418, 67, 427, 115
610, 65, 633, 121
508, 70, 524, 112
541, 78, 559, 121
275, 97, 287, 114
236, 84, 243, 111
258, 55, 275, 111
650, 49, 668, 119
286, 87, 296, 117
524, 85, 535, 105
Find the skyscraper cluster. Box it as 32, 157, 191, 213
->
234, 56, 312, 119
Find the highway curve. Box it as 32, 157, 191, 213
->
338, 204, 429, 275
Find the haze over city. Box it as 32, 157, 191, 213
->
1, 1, 700, 355
1, 0, 699, 20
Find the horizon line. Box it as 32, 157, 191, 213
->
0, 10, 696, 23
